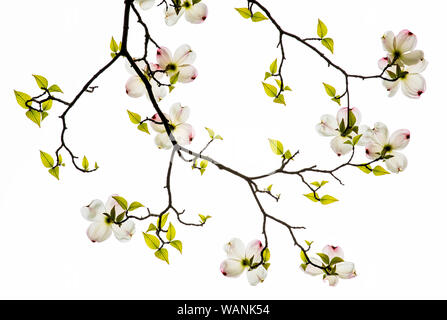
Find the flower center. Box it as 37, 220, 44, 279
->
183, 1, 192, 9
166, 63, 177, 72
393, 50, 401, 59
104, 216, 113, 225
383, 144, 392, 153
241, 258, 250, 267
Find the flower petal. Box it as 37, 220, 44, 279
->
137, 0, 155, 10
155, 133, 173, 150
396, 30, 417, 53
245, 240, 263, 264
87, 220, 112, 243
381, 31, 395, 53
178, 65, 198, 83
247, 266, 268, 286
301, 257, 325, 276
386, 151, 408, 173
173, 44, 196, 66
149, 79, 167, 102
125, 76, 146, 98
335, 261, 356, 279
383, 79, 400, 97
401, 50, 424, 66
389, 129, 410, 150
224, 238, 245, 260
169, 103, 190, 125
371, 122, 389, 146
336, 107, 362, 126
220, 258, 245, 277
322, 245, 344, 261
365, 142, 383, 160
173, 123, 195, 146
316, 114, 338, 137
401, 74, 426, 99
105, 195, 125, 215
165, 7, 185, 26
185, 2, 208, 24
112, 220, 136, 242
407, 58, 428, 74
81, 199, 105, 221
156, 47, 173, 69
330, 136, 352, 157
324, 275, 339, 287
125, 59, 148, 75
150, 113, 170, 133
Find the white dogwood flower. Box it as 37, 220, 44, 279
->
165, 0, 208, 26
300, 245, 356, 287
379, 57, 427, 99
156, 45, 198, 83
316, 107, 365, 156
381, 30, 424, 67
125, 59, 167, 101
81, 195, 136, 243
150, 103, 195, 149
220, 238, 268, 286
364, 122, 410, 173
136, 0, 155, 10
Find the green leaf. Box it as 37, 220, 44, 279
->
155, 248, 169, 264
263, 248, 271, 262
262, 82, 277, 98
94, 162, 99, 169
147, 223, 157, 232
199, 214, 211, 223
127, 110, 141, 124
128, 201, 144, 211
323, 83, 336, 97
321, 38, 334, 54
110, 36, 119, 53
200, 168, 206, 176
42, 99, 53, 111
14, 90, 31, 109
284, 86, 292, 91
358, 164, 372, 174
26, 109, 41, 127
137, 123, 150, 135
170, 240, 183, 254
41, 112, 49, 122
330, 257, 344, 266
235, 8, 252, 19
159, 212, 169, 229
320, 181, 329, 187
270, 59, 278, 74
310, 181, 320, 187
33, 75, 48, 89
167, 223, 176, 241
273, 94, 286, 106
205, 127, 215, 139
300, 250, 308, 263
251, 12, 268, 22
264, 72, 272, 80
82, 156, 89, 171
267, 185, 273, 192
352, 134, 363, 146
283, 149, 292, 159
48, 84, 63, 93
143, 232, 160, 250
112, 196, 128, 210
316, 253, 330, 265
332, 96, 341, 106
48, 167, 60, 180
200, 160, 208, 168
320, 195, 339, 205
264, 263, 271, 270
373, 165, 390, 176
170, 72, 180, 85
348, 110, 357, 127
214, 135, 223, 140
317, 19, 328, 38
268, 139, 284, 155
303, 193, 320, 202
40, 151, 54, 168
116, 212, 125, 223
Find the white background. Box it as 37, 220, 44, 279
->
0, 0, 445, 299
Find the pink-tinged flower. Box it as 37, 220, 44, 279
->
125, 59, 167, 101
316, 107, 364, 156
156, 45, 198, 83
165, 1, 208, 26
364, 122, 410, 173
382, 30, 424, 67
81, 195, 136, 243
220, 238, 268, 286
300, 245, 356, 287
150, 103, 195, 150
379, 57, 427, 99
136, 0, 155, 10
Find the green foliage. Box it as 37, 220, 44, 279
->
158, 212, 169, 229
112, 196, 128, 210
270, 59, 278, 74
14, 91, 31, 109
316, 19, 334, 54
48, 167, 60, 180
127, 110, 141, 124
304, 193, 319, 202
263, 248, 271, 262
251, 12, 268, 22
320, 195, 339, 205
323, 83, 336, 97
48, 84, 63, 93
321, 38, 334, 54
205, 127, 223, 140
143, 232, 160, 250
170, 240, 183, 254
317, 19, 328, 38
167, 223, 176, 241
262, 82, 277, 98
137, 123, 150, 134
33, 75, 48, 89
199, 214, 211, 224
329, 257, 344, 266
40, 151, 54, 168
358, 164, 372, 174
155, 248, 169, 264
235, 8, 251, 19
268, 139, 284, 155
26, 109, 41, 127
128, 201, 144, 211
273, 94, 286, 106
170, 72, 180, 85
373, 165, 390, 176
82, 156, 89, 171
316, 253, 330, 265
42, 99, 53, 111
